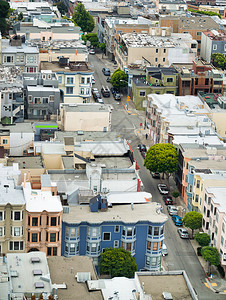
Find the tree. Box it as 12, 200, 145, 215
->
182, 211, 202, 238
201, 246, 220, 274
18, 12, 23, 21
99, 248, 137, 278
0, 0, 10, 36
188, 9, 221, 19
172, 190, 179, 204
85, 33, 99, 47
56, 2, 67, 15
144, 143, 178, 180
110, 69, 128, 90
211, 53, 226, 70
73, 3, 94, 33
195, 232, 210, 247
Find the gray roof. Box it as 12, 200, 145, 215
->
14, 25, 81, 34
0, 123, 35, 133
1, 40, 39, 54
7, 156, 44, 169
63, 202, 168, 224
62, 103, 110, 113
54, 131, 121, 143
0, 177, 25, 206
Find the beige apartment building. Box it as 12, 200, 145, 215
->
115, 27, 197, 70
58, 103, 112, 132
0, 165, 26, 255
24, 174, 62, 256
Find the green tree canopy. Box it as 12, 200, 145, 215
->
56, 2, 67, 15
188, 9, 221, 19
83, 33, 99, 47
182, 211, 202, 238
98, 42, 106, 52
0, 0, 10, 36
99, 248, 137, 278
195, 232, 210, 247
110, 69, 128, 89
201, 246, 220, 274
18, 12, 23, 21
72, 3, 94, 33
211, 53, 226, 70
144, 143, 178, 178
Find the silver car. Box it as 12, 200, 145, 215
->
178, 228, 189, 239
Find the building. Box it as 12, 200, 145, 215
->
199, 5, 226, 19
200, 30, 226, 63
0, 123, 35, 156
40, 58, 93, 104
131, 66, 178, 110
0, 66, 24, 124
115, 28, 197, 70
146, 93, 219, 145
23, 71, 61, 120
202, 187, 226, 277
199, 92, 226, 141
11, 18, 82, 42
174, 60, 223, 96
62, 196, 167, 271
104, 17, 153, 60
24, 174, 63, 256
0, 34, 39, 73
156, 0, 187, 14
58, 103, 112, 132
5, 252, 53, 299
0, 164, 25, 255
48, 256, 103, 300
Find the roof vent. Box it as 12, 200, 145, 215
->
35, 282, 44, 289
33, 270, 42, 276
31, 257, 40, 263
76, 272, 91, 283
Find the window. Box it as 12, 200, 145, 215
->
155, 58, 158, 62
195, 195, 199, 203
196, 180, 200, 188
114, 240, 119, 248
42, 97, 48, 104
103, 232, 111, 241
49, 95, 54, 102
66, 87, 73, 94
65, 243, 69, 252
5, 56, 14, 63
146, 256, 150, 266
213, 44, 217, 50
167, 78, 173, 83
32, 217, 38, 226
9, 241, 23, 251
148, 226, 152, 235
221, 236, 224, 246
51, 217, 57, 226
87, 77, 90, 84
67, 77, 74, 84
151, 257, 157, 266
197, 32, 201, 36
2, 139, 8, 145
207, 210, 210, 218
80, 88, 84, 95
50, 233, 56, 242
32, 233, 38, 242
86, 88, 90, 95
0, 227, 4, 236
14, 227, 21, 236
81, 77, 85, 84
153, 242, 158, 251
0, 211, 4, 221
154, 227, 159, 236
115, 225, 120, 233
70, 228, 76, 237
160, 226, 164, 235
222, 223, 225, 233
58, 76, 62, 84
13, 211, 21, 221
70, 243, 76, 253
127, 228, 133, 236
139, 91, 146, 97
164, 49, 166, 53
156, 49, 158, 53
27, 67, 36, 73
216, 212, 219, 223
163, 58, 165, 62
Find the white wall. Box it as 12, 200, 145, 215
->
10, 132, 34, 156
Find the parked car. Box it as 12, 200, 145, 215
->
162, 243, 168, 256
114, 93, 121, 101
106, 77, 111, 82
101, 86, 110, 97
138, 144, 147, 152
157, 184, 169, 195
163, 195, 173, 205
151, 172, 160, 179
178, 228, 189, 239
92, 88, 98, 95
97, 98, 104, 104
167, 205, 178, 216
91, 75, 95, 84
89, 49, 95, 55
110, 87, 118, 96
93, 92, 101, 101
141, 151, 146, 159
172, 215, 183, 226
102, 68, 111, 76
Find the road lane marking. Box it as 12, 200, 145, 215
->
204, 283, 209, 288
211, 283, 217, 287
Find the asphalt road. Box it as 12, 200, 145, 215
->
89, 54, 224, 300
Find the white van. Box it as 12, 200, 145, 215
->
162, 243, 168, 256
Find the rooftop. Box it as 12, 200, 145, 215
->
182, 146, 226, 158
14, 25, 81, 35
48, 256, 102, 300
105, 16, 152, 28
0, 66, 22, 89
1, 39, 39, 54
61, 103, 110, 113
24, 182, 62, 212
107, 192, 152, 205
7, 252, 52, 296
7, 156, 44, 169
159, 0, 186, 3
0, 122, 35, 133
203, 29, 226, 41
206, 187, 226, 213
54, 131, 121, 143
179, 16, 219, 30
27, 85, 60, 92
63, 201, 168, 224
40, 61, 92, 73
190, 158, 226, 170
120, 32, 195, 48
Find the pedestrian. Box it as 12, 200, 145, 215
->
145, 133, 148, 140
